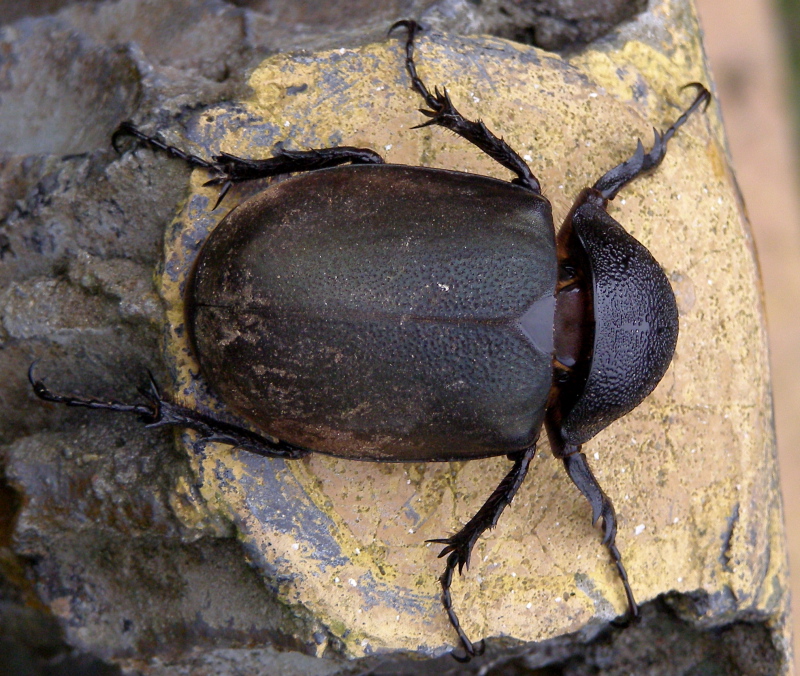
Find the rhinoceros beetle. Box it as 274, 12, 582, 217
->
30, 20, 710, 660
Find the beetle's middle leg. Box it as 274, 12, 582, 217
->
113, 122, 385, 208
428, 444, 537, 660
390, 20, 541, 194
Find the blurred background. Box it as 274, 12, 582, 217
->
695, 0, 800, 670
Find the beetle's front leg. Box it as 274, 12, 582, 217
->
428, 444, 537, 660
561, 451, 637, 616
390, 20, 541, 194
592, 84, 710, 200
113, 122, 385, 208
547, 425, 638, 619
29, 365, 311, 460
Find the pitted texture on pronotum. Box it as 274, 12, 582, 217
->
187, 164, 557, 461
561, 201, 679, 445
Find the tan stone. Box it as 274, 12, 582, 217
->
159, 2, 786, 658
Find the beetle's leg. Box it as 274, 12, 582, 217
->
113, 122, 385, 208
593, 84, 710, 200
562, 450, 637, 616
29, 364, 310, 460
113, 122, 218, 171
427, 444, 537, 660
548, 427, 638, 619
390, 20, 541, 194
388, 19, 440, 110
203, 147, 384, 206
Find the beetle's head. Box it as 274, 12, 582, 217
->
549, 191, 679, 447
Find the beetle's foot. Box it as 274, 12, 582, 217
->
428, 448, 536, 661
30, 364, 312, 460
427, 528, 481, 574
609, 540, 639, 619
610, 603, 640, 628
391, 17, 540, 192
113, 122, 386, 209
390, 18, 470, 126
412, 85, 458, 128
390, 18, 440, 111
388, 18, 423, 38
111, 121, 134, 153
437, 550, 484, 662
681, 82, 713, 111
451, 638, 486, 662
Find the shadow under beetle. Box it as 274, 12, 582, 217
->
30, 20, 711, 661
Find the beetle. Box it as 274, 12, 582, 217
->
30, 20, 710, 660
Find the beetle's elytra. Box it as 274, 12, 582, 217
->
187, 164, 556, 461
30, 20, 710, 660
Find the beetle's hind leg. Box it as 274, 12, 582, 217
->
28, 364, 310, 460
390, 20, 541, 194
428, 444, 537, 660
112, 122, 385, 208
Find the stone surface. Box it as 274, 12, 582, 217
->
0, 0, 791, 673
157, 18, 787, 661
